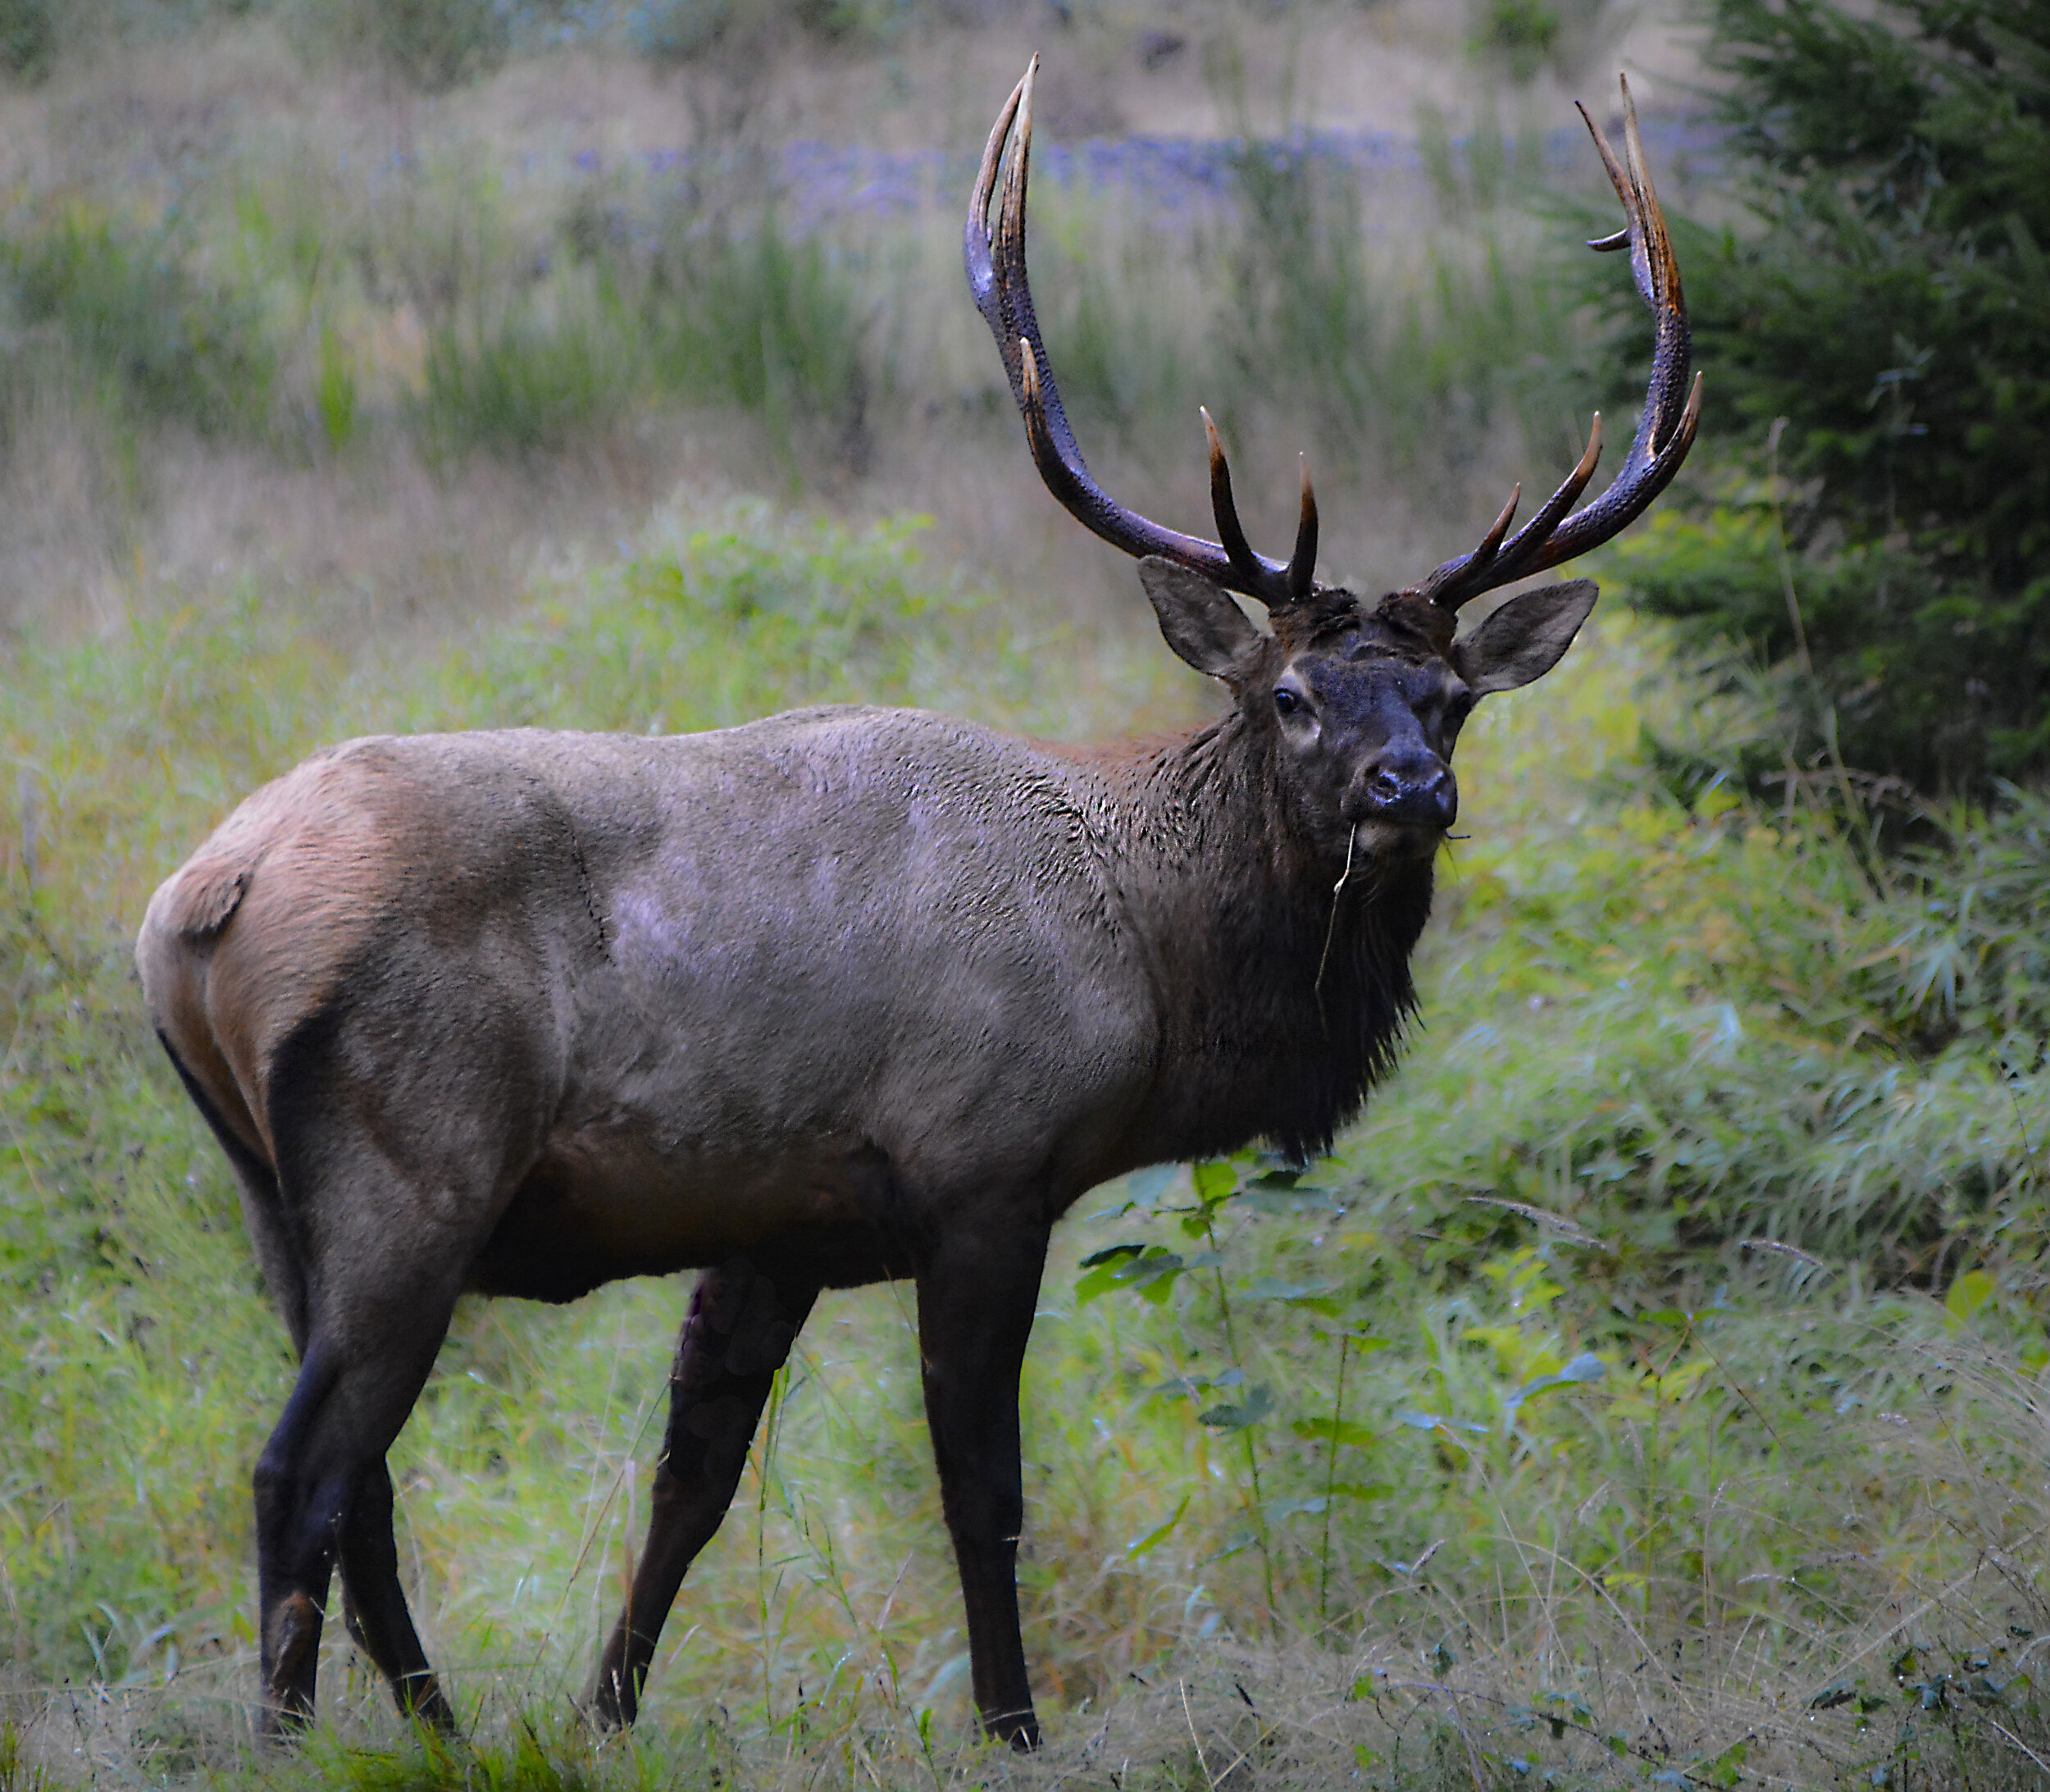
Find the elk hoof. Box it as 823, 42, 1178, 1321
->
258, 1591, 323, 1738
986, 1708, 1042, 1752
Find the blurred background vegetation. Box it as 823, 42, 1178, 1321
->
2, 0, 2048, 1788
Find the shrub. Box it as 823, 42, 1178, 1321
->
1600, 0, 2050, 796
637, 207, 882, 467
335, 0, 510, 90
0, 0, 52, 80
0, 206, 276, 436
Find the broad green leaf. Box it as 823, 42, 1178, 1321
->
1198, 1384, 1274, 1430
1123, 1495, 1189, 1559
1946, 1268, 1996, 1322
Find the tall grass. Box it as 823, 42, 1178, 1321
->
0, 204, 276, 438
0, 99, 1596, 502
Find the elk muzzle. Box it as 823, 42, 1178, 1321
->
1344, 746, 1457, 835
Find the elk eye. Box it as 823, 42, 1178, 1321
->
1273, 687, 1301, 717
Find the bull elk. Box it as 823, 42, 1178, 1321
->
136, 63, 1696, 1749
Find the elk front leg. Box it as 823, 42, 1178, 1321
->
915, 1226, 1050, 1750
590, 1256, 819, 1728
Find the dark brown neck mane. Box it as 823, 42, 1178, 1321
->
1082, 709, 1436, 1170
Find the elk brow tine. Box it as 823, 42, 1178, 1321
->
1288, 454, 1319, 602
1576, 83, 1685, 473
995, 61, 1038, 377
1202, 409, 1290, 599
1620, 75, 1665, 299
1621, 88, 1692, 454
1574, 101, 1633, 223
1577, 98, 1656, 316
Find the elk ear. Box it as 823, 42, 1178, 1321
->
1451, 579, 1598, 695
1138, 557, 1264, 682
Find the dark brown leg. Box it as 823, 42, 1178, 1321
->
915, 1228, 1049, 1750
251, 1342, 343, 1735
590, 1257, 818, 1728
249, 1263, 463, 1739
338, 1461, 455, 1730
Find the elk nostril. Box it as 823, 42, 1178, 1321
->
1428, 770, 1458, 828
1369, 768, 1403, 805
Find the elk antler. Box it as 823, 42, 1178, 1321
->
966, 57, 1319, 608
1414, 75, 1702, 614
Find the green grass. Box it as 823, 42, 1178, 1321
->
3, 499, 2048, 1786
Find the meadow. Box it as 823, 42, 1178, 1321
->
3, 6, 2048, 1789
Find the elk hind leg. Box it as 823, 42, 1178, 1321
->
337, 1461, 454, 1730
590, 1256, 818, 1728
251, 1236, 467, 1735
166, 1037, 451, 1730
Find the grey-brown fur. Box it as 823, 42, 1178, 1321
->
137, 563, 1601, 1747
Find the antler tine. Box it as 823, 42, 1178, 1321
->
1289, 454, 1319, 603
1414, 75, 1696, 614
968, 60, 1312, 606
1202, 408, 1297, 606
1420, 414, 1605, 609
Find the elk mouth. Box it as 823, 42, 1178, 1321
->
1328, 809, 1454, 867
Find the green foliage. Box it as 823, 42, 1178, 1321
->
293, 1717, 679, 1792
637, 211, 880, 463
0, 504, 1019, 1691
0, 204, 276, 436
1467, 0, 1615, 83
626, 0, 893, 62
1471, 0, 1560, 81
3, 516, 2049, 1781
335, 0, 511, 90
0, 0, 52, 80
1606, 0, 2050, 792
414, 188, 882, 466
417, 273, 635, 462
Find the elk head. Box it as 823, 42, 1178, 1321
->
967, 63, 1700, 864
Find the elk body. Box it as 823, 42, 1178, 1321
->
136, 66, 1697, 1749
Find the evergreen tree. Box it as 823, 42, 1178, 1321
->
1612, 0, 2050, 795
